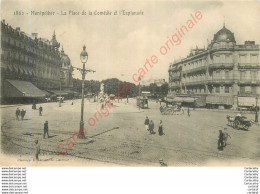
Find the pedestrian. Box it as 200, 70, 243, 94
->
158, 120, 164, 136
102, 104, 104, 109
15, 108, 20, 120
223, 128, 231, 147
218, 130, 224, 151
144, 116, 149, 131
21, 109, 26, 120
43, 121, 50, 139
149, 120, 155, 134
188, 107, 190, 117
35, 140, 40, 161
39, 106, 43, 116
71, 102, 74, 105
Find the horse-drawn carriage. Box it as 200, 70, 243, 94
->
226, 115, 252, 130
160, 105, 183, 115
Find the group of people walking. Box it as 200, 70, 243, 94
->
15, 108, 26, 120
144, 116, 164, 136
15, 105, 43, 120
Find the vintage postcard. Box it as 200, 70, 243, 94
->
1, 0, 260, 166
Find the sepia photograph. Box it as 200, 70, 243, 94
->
0, 0, 260, 167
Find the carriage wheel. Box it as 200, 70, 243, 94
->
234, 120, 240, 129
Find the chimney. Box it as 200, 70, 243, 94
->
16, 27, 20, 32
3, 20, 5, 24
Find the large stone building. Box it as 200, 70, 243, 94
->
168, 25, 260, 109
1, 19, 73, 103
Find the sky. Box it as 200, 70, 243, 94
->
1, 0, 260, 84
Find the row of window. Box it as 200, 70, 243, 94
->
183, 74, 206, 83
177, 70, 259, 81
182, 58, 207, 71
240, 71, 258, 81
1, 50, 60, 67
2, 37, 59, 62
175, 54, 259, 72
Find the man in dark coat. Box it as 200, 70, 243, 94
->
15, 108, 20, 120
144, 116, 149, 131
158, 120, 164, 136
149, 120, 155, 134
218, 130, 224, 150
43, 121, 50, 139
21, 109, 26, 120
39, 106, 43, 116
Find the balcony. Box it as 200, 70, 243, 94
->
211, 45, 234, 51
206, 79, 234, 85
183, 80, 206, 86
236, 45, 260, 50
169, 82, 181, 88
239, 80, 260, 85
169, 66, 181, 72
208, 63, 234, 70
183, 65, 206, 75
170, 75, 181, 81
238, 63, 260, 69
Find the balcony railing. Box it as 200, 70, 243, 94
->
182, 65, 207, 74
238, 63, 260, 69
239, 80, 260, 85
170, 75, 181, 81
183, 80, 206, 86
206, 79, 235, 85
208, 63, 234, 70
236, 45, 260, 49
211, 45, 234, 50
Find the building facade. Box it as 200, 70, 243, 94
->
168, 25, 260, 109
1, 19, 73, 102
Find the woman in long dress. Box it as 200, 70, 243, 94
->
158, 120, 164, 136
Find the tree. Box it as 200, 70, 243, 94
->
161, 82, 169, 96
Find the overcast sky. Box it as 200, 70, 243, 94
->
2, 0, 260, 84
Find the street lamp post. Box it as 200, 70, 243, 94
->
79, 46, 88, 138
255, 96, 259, 123
75, 45, 95, 138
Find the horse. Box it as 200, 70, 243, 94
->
226, 115, 235, 127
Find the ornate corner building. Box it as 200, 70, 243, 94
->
0, 19, 74, 103
168, 25, 260, 109
60, 46, 73, 89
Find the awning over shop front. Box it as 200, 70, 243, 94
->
41, 90, 51, 97
238, 97, 260, 107
48, 90, 69, 96
206, 95, 233, 105
4, 79, 46, 98
182, 97, 196, 103
166, 97, 196, 103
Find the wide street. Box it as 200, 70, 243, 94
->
1, 98, 260, 166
